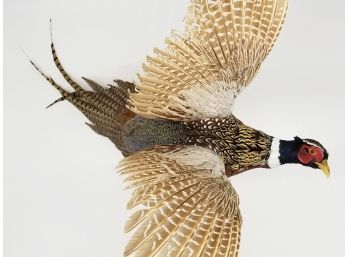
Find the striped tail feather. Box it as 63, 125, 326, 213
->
31, 40, 135, 156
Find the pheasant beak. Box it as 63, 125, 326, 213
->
315, 159, 330, 178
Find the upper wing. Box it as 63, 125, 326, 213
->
129, 0, 288, 121
118, 145, 242, 257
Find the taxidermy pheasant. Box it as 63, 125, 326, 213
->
32, 0, 330, 256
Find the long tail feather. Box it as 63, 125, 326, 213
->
32, 23, 136, 155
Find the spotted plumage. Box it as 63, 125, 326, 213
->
182, 117, 272, 175
32, 0, 330, 256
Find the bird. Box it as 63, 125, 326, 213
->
31, 0, 330, 256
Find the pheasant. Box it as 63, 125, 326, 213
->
32, 0, 330, 256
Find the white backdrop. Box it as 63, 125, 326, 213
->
4, 0, 344, 257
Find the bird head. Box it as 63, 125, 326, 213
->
294, 136, 330, 177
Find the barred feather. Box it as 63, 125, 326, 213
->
130, 0, 288, 121
32, 39, 135, 155
118, 145, 241, 257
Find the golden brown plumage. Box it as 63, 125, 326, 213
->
183, 117, 272, 175
118, 145, 241, 257
32, 0, 331, 256
130, 0, 288, 121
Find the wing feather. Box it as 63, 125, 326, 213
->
155, 203, 209, 257
216, 219, 233, 257
118, 145, 242, 257
134, 188, 208, 257
129, 0, 288, 121
181, 211, 218, 256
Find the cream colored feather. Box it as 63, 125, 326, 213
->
129, 0, 288, 121
118, 145, 241, 257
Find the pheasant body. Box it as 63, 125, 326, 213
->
33, 0, 331, 256
183, 116, 273, 175
122, 115, 272, 176
122, 116, 186, 154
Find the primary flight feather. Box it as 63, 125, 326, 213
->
32, 0, 330, 256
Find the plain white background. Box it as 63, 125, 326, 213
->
4, 0, 344, 257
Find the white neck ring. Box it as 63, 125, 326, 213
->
267, 138, 281, 168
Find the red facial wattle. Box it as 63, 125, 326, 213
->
298, 145, 324, 164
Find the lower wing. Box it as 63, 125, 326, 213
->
118, 145, 242, 257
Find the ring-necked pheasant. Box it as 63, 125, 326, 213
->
32, 0, 330, 256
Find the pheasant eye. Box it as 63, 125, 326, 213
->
309, 149, 316, 155
302, 146, 310, 154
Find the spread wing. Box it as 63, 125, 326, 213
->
118, 145, 242, 257
129, 0, 288, 121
